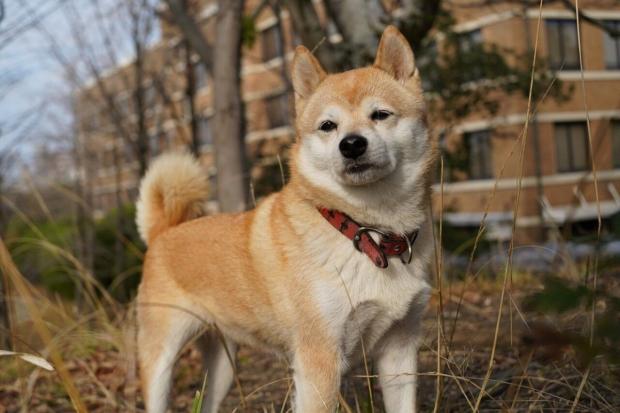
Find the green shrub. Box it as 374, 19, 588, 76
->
93, 204, 144, 302
6, 204, 144, 302
6, 216, 78, 298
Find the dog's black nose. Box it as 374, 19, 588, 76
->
339, 135, 368, 159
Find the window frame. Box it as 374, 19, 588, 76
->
612, 120, 620, 169
603, 20, 620, 69
457, 29, 484, 81
264, 92, 291, 130
457, 29, 483, 54
261, 24, 284, 62
554, 121, 589, 173
464, 129, 493, 180
546, 19, 580, 71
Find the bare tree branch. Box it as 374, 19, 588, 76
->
323, 0, 383, 67
0, 0, 68, 52
163, 0, 214, 70
396, 0, 442, 52
286, 0, 342, 71
559, 0, 620, 38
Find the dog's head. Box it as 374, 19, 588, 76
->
290, 26, 434, 212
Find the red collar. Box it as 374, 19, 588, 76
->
317, 207, 419, 269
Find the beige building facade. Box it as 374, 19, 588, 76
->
440, 1, 620, 242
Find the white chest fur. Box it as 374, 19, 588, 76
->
304, 220, 433, 365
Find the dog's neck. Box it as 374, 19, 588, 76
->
285, 168, 431, 235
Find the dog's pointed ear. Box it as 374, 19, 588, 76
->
292, 46, 326, 100
374, 26, 418, 82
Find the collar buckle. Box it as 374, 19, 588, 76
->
399, 230, 419, 265
352, 226, 389, 252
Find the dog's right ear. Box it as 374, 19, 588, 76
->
291, 46, 326, 104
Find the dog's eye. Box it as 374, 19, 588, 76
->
319, 120, 337, 132
371, 110, 392, 121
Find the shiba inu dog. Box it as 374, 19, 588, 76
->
136, 26, 436, 413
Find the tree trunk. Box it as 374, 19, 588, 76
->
286, 0, 342, 72
112, 141, 126, 300
397, 0, 442, 52
0, 185, 12, 349
133, 30, 148, 177
164, 0, 214, 71
213, 0, 248, 212
184, 40, 200, 157
163, 0, 248, 211
323, 0, 382, 67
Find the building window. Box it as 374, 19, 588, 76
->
193, 62, 208, 89
464, 130, 493, 179
265, 92, 291, 129
603, 21, 620, 69
81, 101, 100, 131
262, 24, 283, 62
458, 29, 483, 53
418, 40, 438, 91
555, 122, 588, 172
199, 116, 213, 150
457, 29, 483, 81
546, 20, 579, 70
612, 121, 620, 168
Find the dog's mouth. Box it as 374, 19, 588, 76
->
344, 163, 374, 174
336, 157, 394, 186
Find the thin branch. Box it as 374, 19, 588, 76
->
559, 0, 620, 37
163, 0, 214, 71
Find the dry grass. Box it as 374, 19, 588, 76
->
1, 273, 618, 412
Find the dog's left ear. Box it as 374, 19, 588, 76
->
374, 26, 418, 83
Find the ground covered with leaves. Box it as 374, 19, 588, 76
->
1, 276, 619, 412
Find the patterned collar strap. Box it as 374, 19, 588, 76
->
317, 207, 419, 269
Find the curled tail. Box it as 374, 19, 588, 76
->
136, 152, 209, 245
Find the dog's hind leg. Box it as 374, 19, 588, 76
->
197, 331, 237, 413
138, 304, 202, 413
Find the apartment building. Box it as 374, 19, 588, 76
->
76, 0, 620, 243
441, 0, 620, 242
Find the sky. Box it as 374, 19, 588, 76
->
0, 0, 158, 174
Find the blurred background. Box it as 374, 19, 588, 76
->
1, 0, 620, 411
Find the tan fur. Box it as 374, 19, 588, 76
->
137, 26, 435, 413
135, 151, 208, 245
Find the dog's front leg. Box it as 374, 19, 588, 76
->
292, 337, 341, 413
375, 302, 426, 413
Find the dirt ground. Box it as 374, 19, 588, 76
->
1, 280, 618, 412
